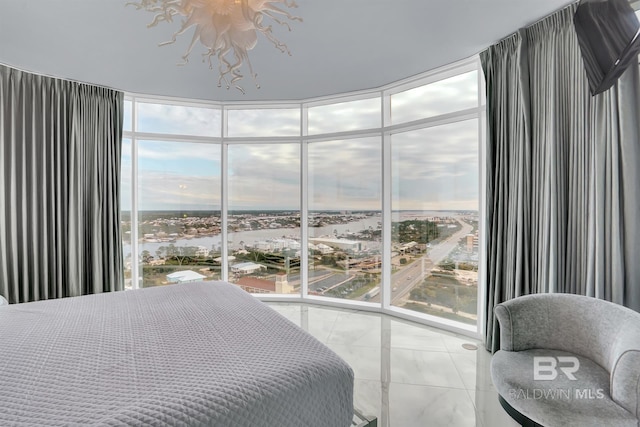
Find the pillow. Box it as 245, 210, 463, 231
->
0, 295, 8, 306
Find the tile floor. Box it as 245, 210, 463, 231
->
266, 302, 519, 427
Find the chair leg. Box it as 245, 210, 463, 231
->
498, 395, 544, 427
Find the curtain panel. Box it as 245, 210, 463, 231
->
481, 4, 640, 351
0, 65, 124, 303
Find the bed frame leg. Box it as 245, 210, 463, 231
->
353, 408, 377, 427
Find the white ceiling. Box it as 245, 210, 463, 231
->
0, 0, 576, 102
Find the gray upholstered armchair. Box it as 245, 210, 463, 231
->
490, 293, 640, 427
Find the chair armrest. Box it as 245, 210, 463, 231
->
494, 294, 554, 352
610, 321, 640, 419
494, 304, 515, 351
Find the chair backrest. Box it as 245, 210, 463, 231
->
497, 293, 638, 372
497, 293, 640, 418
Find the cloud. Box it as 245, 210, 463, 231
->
134, 140, 222, 210
228, 108, 300, 137
391, 119, 479, 210
138, 171, 221, 210
137, 140, 221, 175
392, 71, 478, 124
123, 122, 479, 212
121, 82, 481, 212
228, 144, 300, 209
308, 98, 381, 134
136, 102, 221, 137
309, 137, 382, 211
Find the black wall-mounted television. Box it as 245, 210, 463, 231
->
574, 0, 640, 95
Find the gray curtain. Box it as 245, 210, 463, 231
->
0, 64, 124, 304
481, 4, 640, 351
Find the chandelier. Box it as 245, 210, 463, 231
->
129, 0, 302, 94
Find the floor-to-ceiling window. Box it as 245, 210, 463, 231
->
123, 101, 223, 288
385, 68, 482, 327
308, 136, 382, 301
390, 121, 479, 325
122, 57, 484, 333
137, 139, 222, 287
228, 143, 301, 294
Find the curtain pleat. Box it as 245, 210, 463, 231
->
481, 34, 533, 350
482, 3, 640, 351
618, 67, 640, 312
0, 65, 123, 303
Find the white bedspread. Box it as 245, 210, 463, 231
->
0, 281, 354, 426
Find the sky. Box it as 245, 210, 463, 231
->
121, 70, 480, 212
308, 137, 381, 211
308, 97, 381, 134
392, 120, 478, 211
391, 71, 478, 124
229, 143, 300, 210
227, 109, 300, 137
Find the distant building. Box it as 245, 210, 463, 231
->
255, 241, 272, 251
314, 243, 334, 255
356, 258, 382, 271
274, 274, 293, 293
166, 270, 207, 283
253, 238, 300, 252
466, 232, 479, 253
231, 262, 265, 275
235, 277, 273, 293
399, 241, 419, 254
309, 237, 362, 252
235, 274, 293, 294
271, 238, 298, 251
195, 246, 210, 257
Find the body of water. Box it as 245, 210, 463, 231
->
123, 216, 382, 258
123, 211, 478, 259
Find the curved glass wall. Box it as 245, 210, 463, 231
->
308, 136, 382, 301
122, 57, 484, 334
390, 120, 479, 325
228, 143, 301, 293
136, 140, 222, 287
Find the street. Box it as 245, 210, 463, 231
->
368, 216, 473, 304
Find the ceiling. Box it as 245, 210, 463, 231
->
0, 0, 576, 102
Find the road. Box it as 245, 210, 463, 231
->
368, 217, 474, 304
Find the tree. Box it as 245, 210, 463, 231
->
165, 245, 197, 266
250, 250, 264, 263
439, 260, 455, 271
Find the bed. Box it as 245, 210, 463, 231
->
0, 281, 355, 426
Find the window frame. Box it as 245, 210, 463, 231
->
122, 55, 486, 337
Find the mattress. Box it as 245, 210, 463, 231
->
0, 281, 354, 426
